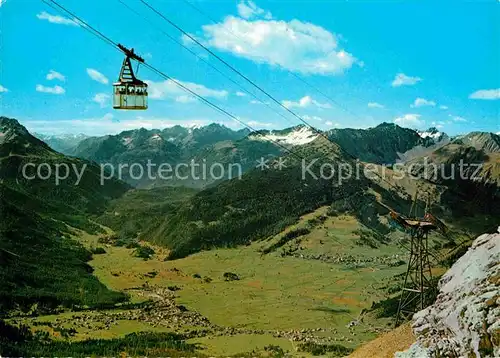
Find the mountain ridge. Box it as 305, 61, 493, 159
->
327, 122, 447, 164
0, 117, 130, 311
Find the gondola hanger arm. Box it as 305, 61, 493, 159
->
117, 44, 145, 63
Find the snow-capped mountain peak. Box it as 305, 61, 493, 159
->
417, 127, 444, 140
249, 126, 318, 146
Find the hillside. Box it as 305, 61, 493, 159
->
0, 185, 127, 312
403, 135, 500, 216
141, 136, 389, 259
327, 123, 445, 164
0, 117, 129, 312
453, 131, 500, 153
139, 125, 498, 259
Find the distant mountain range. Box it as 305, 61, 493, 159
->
34, 133, 89, 155
31, 121, 499, 191
1, 115, 499, 274
68, 123, 277, 188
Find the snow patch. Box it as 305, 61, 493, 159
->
122, 137, 133, 146
187, 124, 204, 134
249, 126, 318, 146
418, 130, 442, 140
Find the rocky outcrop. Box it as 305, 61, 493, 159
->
396, 228, 500, 358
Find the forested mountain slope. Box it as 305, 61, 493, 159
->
0, 117, 129, 312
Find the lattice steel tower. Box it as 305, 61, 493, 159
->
395, 224, 435, 325
393, 190, 444, 326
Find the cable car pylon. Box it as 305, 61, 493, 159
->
113, 44, 148, 110
392, 191, 445, 327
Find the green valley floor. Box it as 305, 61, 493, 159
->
8, 208, 434, 357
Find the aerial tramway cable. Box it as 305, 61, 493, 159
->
41, 0, 310, 163
115, 0, 302, 130
136, 0, 442, 219
179, 0, 367, 123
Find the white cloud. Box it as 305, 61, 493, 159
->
145, 79, 228, 102
302, 115, 324, 122
431, 121, 445, 129
235, 91, 247, 97
36, 11, 79, 26
468, 88, 500, 100
394, 113, 423, 128
35, 84, 65, 95
391, 73, 422, 87
439, 105, 448, 110
249, 99, 271, 105
324, 121, 339, 127
0, 84, 8, 93
367, 102, 384, 109
282, 95, 331, 109
0, 0, 7, 8
93, 93, 110, 108
198, 6, 357, 75
101, 113, 115, 121
237, 0, 272, 20
86, 68, 109, 84
449, 114, 467, 122
46, 70, 65, 81
411, 97, 436, 108
175, 95, 197, 103
247, 120, 272, 128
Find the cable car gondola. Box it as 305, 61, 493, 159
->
113, 44, 148, 110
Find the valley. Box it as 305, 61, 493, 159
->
3, 201, 470, 356
2, 0, 498, 355
11, 210, 411, 356
1, 117, 498, 356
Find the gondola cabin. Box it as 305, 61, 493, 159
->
113, 45, 148, 110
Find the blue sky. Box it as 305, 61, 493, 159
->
0, 0, 499, 136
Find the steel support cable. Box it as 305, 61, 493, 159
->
116, 0, 301, 130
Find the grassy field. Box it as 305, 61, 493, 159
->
15, 206, 456, 355
188, 334, 296, 356
82, 209, 411, 350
